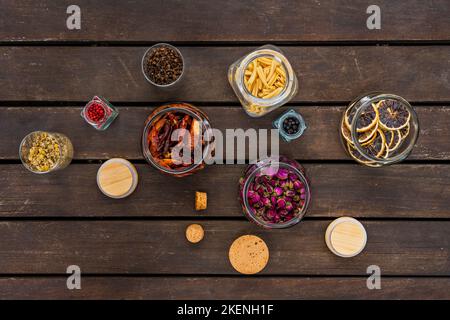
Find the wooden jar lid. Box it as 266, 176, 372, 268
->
97, 158, 138, 199
325, 217, 367, 258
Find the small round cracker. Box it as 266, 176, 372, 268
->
186, 224, 204, 243
229, 235, 269, 275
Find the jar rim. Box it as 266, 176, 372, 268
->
142, 103, 212, 175
350, 93, 419, 164
241, 158, 311, 229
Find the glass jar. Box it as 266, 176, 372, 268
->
273, 109, 307, 142
141, 43, 185, 88
81, 96, 119, 131
340, 93, 419, 167
228, 45, 298, 117
19, 131, 74, 174
238, 156, 311, 229
142, 103, 212, 177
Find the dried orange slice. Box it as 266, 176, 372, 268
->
355, 103, 379, 133
384, 129, 394, 147
344, 106, 354, 129
340, 119, 353, 145
378, 99, 410, 131
344, 103, 379, 133
387, 129, 402, 152
346, 142, 378, 167
358, 122, 378, 144
400, 122, 410, 139
363, 129, 386, 159
360, 128, 377, 146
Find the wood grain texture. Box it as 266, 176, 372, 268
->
1, 164, 450, 218
1, 0, 449, 299
1, 46, 450, 102
1, 0, 449, 42
0, 106, 449, 160
1, 277, 449, 300
0, 220, 448, 275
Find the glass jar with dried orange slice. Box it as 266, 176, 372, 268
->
340, 93, 419, 167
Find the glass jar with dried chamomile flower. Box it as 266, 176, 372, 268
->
19, 131, 74, 174
228, 45, 298, 117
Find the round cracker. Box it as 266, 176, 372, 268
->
186, 224, 204, 243
228, 235, 269, 274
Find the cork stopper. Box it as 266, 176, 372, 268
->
97, 158, 138, 199
325, 217, 367, 258
228, 235, 269, 275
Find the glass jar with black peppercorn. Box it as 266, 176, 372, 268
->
141, 43, 184, 88
273, 109, 307, 142
81, 96, 119, 131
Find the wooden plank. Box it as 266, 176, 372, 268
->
1, 46, 450, 102
0, 220, 448, 275
1, 1, 449, 42
0, 276, 449, 300
0, 106, 448, 161
1, 164, 450, 218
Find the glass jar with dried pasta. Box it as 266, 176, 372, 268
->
228, 45, 298, 117
19, 131, 74, 174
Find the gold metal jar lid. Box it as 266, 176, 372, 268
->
325, 217, 367, 258
97, 158, 138, 199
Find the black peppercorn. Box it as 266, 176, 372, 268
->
282, 117, 300, 135
143, 45, 183, 85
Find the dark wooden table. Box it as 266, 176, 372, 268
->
0, 0, 450, 299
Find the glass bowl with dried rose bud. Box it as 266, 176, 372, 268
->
239, 156, 311, 229
142, 103, 213, 177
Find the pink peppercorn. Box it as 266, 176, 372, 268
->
81, 96, 119, 131
87, 103, 106, 123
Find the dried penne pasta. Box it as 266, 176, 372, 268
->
268, 73, 278, 87
252, 81, 258, 96
262, 86, 283, 99
276, 66, 286, 78
244, 56, 286, 100
247, 61, 258, 86
258, 57, 273, 66
256, 66, 269, 88
267, 60, 277, 82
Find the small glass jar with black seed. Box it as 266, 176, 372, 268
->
273, 109, 307, 142
141, 43, 184, 88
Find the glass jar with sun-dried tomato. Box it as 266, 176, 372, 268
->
340, 93, 419, 167
142, 103, 213, 177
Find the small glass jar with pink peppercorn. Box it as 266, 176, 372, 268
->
81, 96, 119, 130
239, 156, 311, 229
